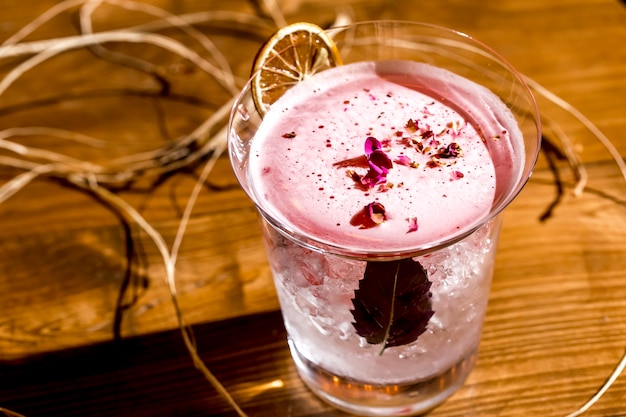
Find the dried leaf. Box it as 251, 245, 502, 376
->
351, 258, 433, 354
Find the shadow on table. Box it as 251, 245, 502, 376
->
0, 310, 347, 417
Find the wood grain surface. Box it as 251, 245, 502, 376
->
1, 0, 626, 416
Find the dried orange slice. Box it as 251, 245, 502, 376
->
251, 22, 342, 115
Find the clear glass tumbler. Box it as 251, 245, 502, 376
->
228, 20, 540, 416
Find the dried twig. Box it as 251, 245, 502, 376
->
0, 407, 27, 417
1, 3, 625, 417
564, 348, 626, 417
0, 2, 259, 416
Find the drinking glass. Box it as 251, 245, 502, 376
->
228, 20, 540, 416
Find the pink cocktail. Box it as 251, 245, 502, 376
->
229, 21, 540, 416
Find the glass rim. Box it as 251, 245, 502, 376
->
228, 19, 542, 260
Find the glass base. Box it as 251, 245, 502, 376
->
289, 340, 476, 416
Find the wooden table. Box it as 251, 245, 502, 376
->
1, 0, 625, 416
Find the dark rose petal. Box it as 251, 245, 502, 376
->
368, 151, 393, 172
367, 202, 386, 225
361, 168, 386, 188
364, 136, 382, 157
350, 202, 386, 229
438, 142, 463, 158
344, 136, 393, 188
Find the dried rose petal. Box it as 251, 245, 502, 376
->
350, 202, 387, 229
381, 138, 392, 149
367, 202, 386, 225
451, 170, 465, 180
364, 136, 382, 156
377, 182, 394, 192
368, 152, 392, 174
407, 216, 418, 233
437, 142, 463, 158
447, 120, 466, 136
421, 130, 434, 140
356, 137, 392, 188
394, 155, 412, 166
426, 157, 442, 168
405, 118, 419, 132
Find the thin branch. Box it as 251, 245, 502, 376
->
78, 0, 171, 95
0, 31, 234, 97
0, 11, 275, 60
538, 135, 565, 222
0, 0, 87, 49
564, 349, 626, 417
525, 76, 626, 190
0, 408, 27, 417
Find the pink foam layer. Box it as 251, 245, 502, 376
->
249, 61, 522, 252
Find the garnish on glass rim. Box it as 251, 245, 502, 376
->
250, 22, 342, 116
